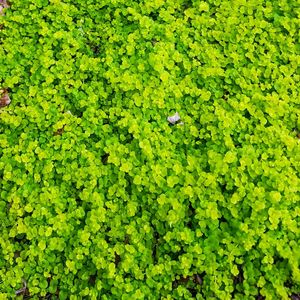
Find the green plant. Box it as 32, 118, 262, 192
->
0, 0, 300, 299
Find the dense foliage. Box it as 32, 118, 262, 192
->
0, 0, 300, 299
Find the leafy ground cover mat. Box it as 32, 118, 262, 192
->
0, 0, 300, 299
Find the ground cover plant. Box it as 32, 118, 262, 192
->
0, 0, 300, 299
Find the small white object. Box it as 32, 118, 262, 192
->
66, 110, 72, 115
167, 112, 180, 124
178, 122, 184, 125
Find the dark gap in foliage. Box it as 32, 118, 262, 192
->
187, 287, 198, 297
222, 90, 229, 101
234, 142, 242, 149
72, 109, 83, 118
124, 235, 130, 245
206, 37, 223, 46
219, 182, 227, 193
19, 290, 30, 299
186, 203, 196, 229
172, 273, 204, 291
171, 247, 186, 262
41, 15, 52, 23
148, 115, 157, 124
89, 274, 97, 286
149, 12, 159, 22
15, 233, 27, 241
276, 25, 290, 36
44, 293, 51, 299
182, 0, 193, 10
53, 78, 60, 86
151, 219, 166, 237
243, 110, 251, 120
152, 230, 159, 264
53, 127, 64, 136
284, 280, 293, 288
291, 294, 300, 300
221, 209, 237, 229
44, 288, 60, 299
125, 133, 134, 144
75, 195, 83, 206
219, 215, 227, 224
115, 253, 121, 267
256, 293, 266, 300
233, 264, 244, 285
87, 133, 98, 143
103, 118, 110, 125
125, 173, 132, 195
151, 38, 158, 46
86, 41, 102, 57
44, 293, 54, 299
172, 275, 189, 289
294, 130, 300, 140
101, 153, 109, 165
14, 250, 21, 259
273, 255, 284, 264
263, 118, 273, 128
6, 200, 12, 212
